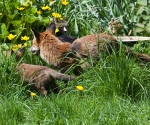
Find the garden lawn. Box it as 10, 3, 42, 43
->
0, 50, 150, 125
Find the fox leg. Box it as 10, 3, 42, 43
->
40, 86, 47, 95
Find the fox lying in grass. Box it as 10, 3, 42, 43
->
12, 48, 76, 95
30, 22, 150, 73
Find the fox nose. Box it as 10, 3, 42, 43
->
31, 50, 35, 53
30, 48, 36, 54
30, 45, 40, 54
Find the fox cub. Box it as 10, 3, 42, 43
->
12, 48, 76, 95
49, 18, 76, 43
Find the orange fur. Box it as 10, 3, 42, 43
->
30, 27, 150, 72
31, 30, 73, 68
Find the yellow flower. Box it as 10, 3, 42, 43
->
61, 0, 69, 5
41, 5, 51, 10
30, 92, 36, 97
12, 43, 27, 51
37, 10, 42, 14
12, 44, 18, 51
13, 44, 18, 48
0, 13, 2, 16
55, 28, 59, 34
17, 44, 22, 48
12, 48, 17, 51
17, 7, 25, 10
22, 3, 29, 7
52, 12, 62, 18
7, 34, 17, 40
21, 36, 29, 41
76, 86, 84, 91
23, 42, 28, 47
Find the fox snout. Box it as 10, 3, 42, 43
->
30, 45, 40, 55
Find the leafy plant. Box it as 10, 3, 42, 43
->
0, 0, 72, 50
91, 0, 150, 36
91, 0, 137, 35
133, 1, 150, 36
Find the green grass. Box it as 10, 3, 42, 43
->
1, 48, 150, 124
1, 95, 150, 125
1, 0, 150, 124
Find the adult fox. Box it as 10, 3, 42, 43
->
30, 22, 150, 72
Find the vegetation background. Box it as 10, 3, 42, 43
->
0, 0, 150, 124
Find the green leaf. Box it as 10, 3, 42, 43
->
12, 20, 22, 26
136, 6, 144, 15
146, 28, 150, 33
135, 23, 145, 28
31, 7, 37, 14
1, 43, 9, 50
74, 18, 78, 34
146, 23, 150, 33
39, 17, 50, 25
134, 27, 144, 33
137, 0, 147, 6
144, 6, 150, 14
0, 23, 9, 38
142, 15, 150, 20
37, 15, 43, 21
25, 14, 37, 23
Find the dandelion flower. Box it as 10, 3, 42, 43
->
76, 86, 84, 91
55, 28, 59, 34
7, 34, 16, 40
21, 36, 29, 41
37, 10, 42, 14
30, 92, 36, 97
61, 0, 69, 5
17, 7, 25, 10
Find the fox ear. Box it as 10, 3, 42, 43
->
46, 22, 56, 34
30, 28, 40, 39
